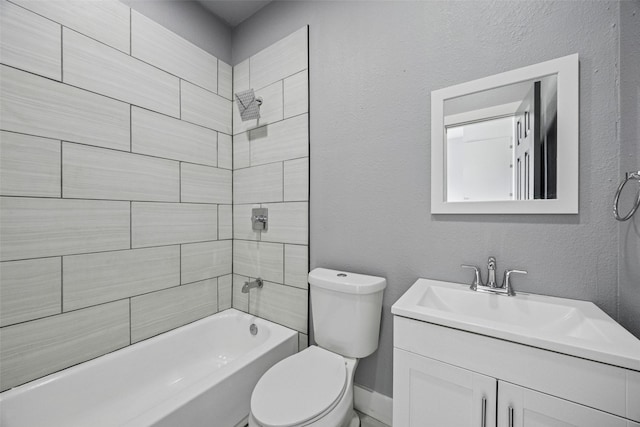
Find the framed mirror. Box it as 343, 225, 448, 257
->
431, 54, 579, 214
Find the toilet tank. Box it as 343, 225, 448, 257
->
309, 268, 386, 358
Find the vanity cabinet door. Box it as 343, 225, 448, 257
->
393, 348, 496, 427
497, 381, 630, 427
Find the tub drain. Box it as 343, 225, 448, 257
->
250, 323, 258, 335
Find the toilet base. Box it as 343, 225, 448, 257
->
347, 411, 360, 427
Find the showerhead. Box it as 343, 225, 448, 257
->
234, 88, 263, 121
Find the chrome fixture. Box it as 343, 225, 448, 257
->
249, 323, 258, 336
486, 256, 497, 288
234, 88, 263, 121
242, 277, 263, 294
461, 257, 527, 296
613, 170, 640, 221
251, 207, 268, 231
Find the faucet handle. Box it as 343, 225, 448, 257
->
461, 264, 482, 290
502, 269, 527, 296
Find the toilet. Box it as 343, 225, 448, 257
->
248, 268, 386, 427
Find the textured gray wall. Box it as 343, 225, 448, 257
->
233, 1, 632, 398
619, 1, 640, 338
121, 0, 232, 63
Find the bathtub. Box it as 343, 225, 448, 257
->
0, 309, 298, 427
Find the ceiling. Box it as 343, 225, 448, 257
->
197, 1, 272, 27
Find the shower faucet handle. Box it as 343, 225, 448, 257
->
251, 207, 268, 231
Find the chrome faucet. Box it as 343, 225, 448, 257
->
242, 277, 263, 293
486, 256, 497, 288
461, 257, 527, 296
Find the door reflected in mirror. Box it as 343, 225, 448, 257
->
445, 75, 557, 203
431, 54, 578, 214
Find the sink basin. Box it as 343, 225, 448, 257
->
392, 279, 640, 370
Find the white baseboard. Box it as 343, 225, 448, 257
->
354, 384, 393, 426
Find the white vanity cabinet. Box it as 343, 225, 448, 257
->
497, 382, 630, 427
393, 316, 640, 427
394, 348, 496, 426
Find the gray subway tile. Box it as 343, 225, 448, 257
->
63, 143, 179, 202
234, 163, 283, 204
0, 257, 61, 327
63, 246, 180, 311
181, 81, 232, 133
180, 163, 231, 204
284, 71, 309, 119
0, 1, 62, 80
261, 202, 308, 245
132, 202, 217, 248
0, 197, 130, 262
131, 279, 218, 343
217, 133, 232, 169
131, 10, 218, 93
218, 60, 233, 100
63, 29, 179, 117
0, 300, 130, 392
0, 131, 61, 198
284, 158, 309, 202
11, 0, 130, 53
132, 107, 217, 167
0, 65, 130, 151
232, 274, 249, 312
250, 281, 308, 333
218, 205, 233, 240
218, 274, 232, 310
249, 26, 308, 90
233, 240, 283, 283
285, 244, 309, 290
250, 114, 308, 166
181, 240, 232, 284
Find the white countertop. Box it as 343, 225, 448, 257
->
392, 278, 640, 371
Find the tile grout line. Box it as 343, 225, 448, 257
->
60, 141, 63, 198
60, 256, 64, 314
129, 298, 132, 345
60, 25, 63, 81
0, 194, 228, 205
129, 201, 132, 249
129, 7, 132, 55
129, 104, 132, 152
0, 240, 226, 264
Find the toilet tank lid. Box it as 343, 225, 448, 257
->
308, 268, 386, 295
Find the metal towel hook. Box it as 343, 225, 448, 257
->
613, 171, 640, 221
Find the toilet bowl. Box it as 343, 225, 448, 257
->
248, 268, 386, 427
248, 346, 359, 427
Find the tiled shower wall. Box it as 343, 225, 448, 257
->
231, 27, 310, 350
0, 0, 233, 391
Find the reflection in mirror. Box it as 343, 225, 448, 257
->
431, 53, 578, 214
444, 75, 557, 202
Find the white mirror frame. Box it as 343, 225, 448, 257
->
431, 54, 579, 214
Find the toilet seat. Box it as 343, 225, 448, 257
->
251, 346, 347, 427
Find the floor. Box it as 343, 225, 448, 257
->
357, 411, 390, 427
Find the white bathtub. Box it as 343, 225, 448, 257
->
0, 309, 298, 427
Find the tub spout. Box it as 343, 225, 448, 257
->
242, 278, 263, 293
